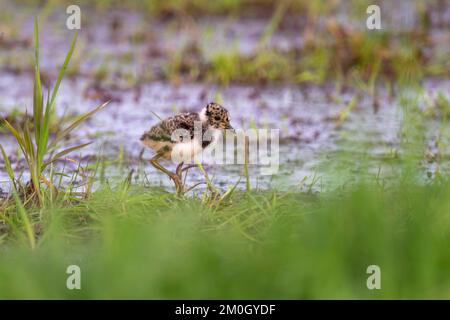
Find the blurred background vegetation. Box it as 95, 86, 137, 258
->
1, 0, 448, 87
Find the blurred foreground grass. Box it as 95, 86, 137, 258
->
1, 178, 450, 299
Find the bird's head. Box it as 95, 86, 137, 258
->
201, 102, 234, 131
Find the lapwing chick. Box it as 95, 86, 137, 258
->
141, 102, 234, 195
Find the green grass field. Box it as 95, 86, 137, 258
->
1, 178, 450, 299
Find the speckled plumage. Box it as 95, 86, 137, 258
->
141, 103, 233, 161
141, 112, 202, 142
141, 112, 204, 160
141, 102, 233, 195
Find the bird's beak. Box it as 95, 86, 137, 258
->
226, 124, 235, 134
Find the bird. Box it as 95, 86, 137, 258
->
141, 102, 234, 195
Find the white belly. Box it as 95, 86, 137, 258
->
171, 138, 203, 164
169, 128, 222, 164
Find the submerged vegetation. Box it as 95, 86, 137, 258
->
0, 0, 450, 299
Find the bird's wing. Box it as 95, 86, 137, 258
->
140, 112, 200, 143
171, 112, 201, 140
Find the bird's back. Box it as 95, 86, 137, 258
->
140, 112, 202, 159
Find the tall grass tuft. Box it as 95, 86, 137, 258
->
0, 18, 108, 206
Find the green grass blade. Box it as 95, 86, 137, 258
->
37, 87, 51, 169
11, 188, 36, 250
196, 160, 220, 195
2, 142, 36, 249
48, 32, 78, 110
1, 119, 25, 147
23, 121, 36, 162
33, 17, 43, 145
33, 73, 43, 142
257, 1, 288, 48
0, 144, 16, 186
49, 101, 109, 150
34, 16, 40, 70
43, 142, 93, 169
218, 178, 241, 204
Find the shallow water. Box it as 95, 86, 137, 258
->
2, 77, 450, 193
1, 6, 449, 194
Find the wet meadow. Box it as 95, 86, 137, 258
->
0, 0, 449, 298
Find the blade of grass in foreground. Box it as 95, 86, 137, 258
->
48, 32, 78, 110
0, 145, 36, 249
48, 101, 109, 150
0, 144, 15, 188
37, 19, 78, 168
196, 160, 220, 196
11, 189, 36, 250
1, 18, 107, 206
33, 17, 43, 149
43, 142, 92, 169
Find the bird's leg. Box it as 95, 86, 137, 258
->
176, 162, 184, 179
150, 155, 183, 196
175, 162, 188, 192
177, 163, 203, 192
